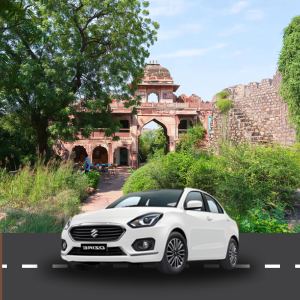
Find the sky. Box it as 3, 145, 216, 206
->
144, 0, 300, 129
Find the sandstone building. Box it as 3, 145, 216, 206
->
54, 62, 212, 169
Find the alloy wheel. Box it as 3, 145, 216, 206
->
167, 238, 186, 269
228, 242, 237, 266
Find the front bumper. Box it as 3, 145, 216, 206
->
61, 222, 169, 263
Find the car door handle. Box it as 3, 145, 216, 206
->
207, 216, 213, 221
226, 218, 231, 222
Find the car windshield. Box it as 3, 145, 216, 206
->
106, 189, 184, 209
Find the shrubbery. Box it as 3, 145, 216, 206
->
0, 156, 89, 233
123, 152, 199, 195
175, 122, 206, 153
123, 141, 300, 232
216, 91, 233, 113
84, 171, 100, 189
216, 99, 233, 113
235, 199, 294, 233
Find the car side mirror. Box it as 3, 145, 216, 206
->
186, 201, 202, 210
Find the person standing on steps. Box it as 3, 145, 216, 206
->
83, 153, 91, 173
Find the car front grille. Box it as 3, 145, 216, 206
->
67, 247, 126, 256
69, 225, 125, 242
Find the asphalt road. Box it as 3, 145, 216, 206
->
2, 233, 300, 300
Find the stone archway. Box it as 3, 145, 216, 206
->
137, 117, 171, 155
72, 145, 87, 162
112, 142, 132, 167
92, 146, 108, 164
137, 116, 171, 137
147, 89, 160, 103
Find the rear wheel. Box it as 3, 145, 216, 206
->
157, 232, 187, 275
68, 261, 99, 271
219, 238, 238, 270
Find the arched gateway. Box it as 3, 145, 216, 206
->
54, 62, 212, 169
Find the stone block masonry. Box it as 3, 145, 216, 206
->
209, 70, 297, 149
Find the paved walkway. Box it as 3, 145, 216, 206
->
81, 168, 131, 213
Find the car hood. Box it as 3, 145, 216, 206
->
71, 207, 178, 225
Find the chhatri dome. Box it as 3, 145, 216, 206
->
143, 61, 171, 78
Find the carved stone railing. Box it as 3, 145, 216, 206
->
109, 102, 212, 110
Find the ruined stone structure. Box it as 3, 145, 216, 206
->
54, 62, 212, 169
209, 70, 297, 149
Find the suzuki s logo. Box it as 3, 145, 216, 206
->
91, 229, 98, 238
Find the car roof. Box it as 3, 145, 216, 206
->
183, 187, 213, 197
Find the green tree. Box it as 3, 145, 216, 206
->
0, 0, 159, 154
278, 15, 300, 135
139, 125, 167, 162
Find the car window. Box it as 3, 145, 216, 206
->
106, 189, 184, 209
205, 194, 223, 213
184, 191, 206, 211
114, 197, 141, 208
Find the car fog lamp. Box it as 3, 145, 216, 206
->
140, 241, 150, 250
132, 238, 155, 251
61, 239, 67, 251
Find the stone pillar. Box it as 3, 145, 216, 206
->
108, 143, 113, 165
169, 136, 175, 152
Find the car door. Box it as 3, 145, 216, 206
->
182, 191, 214, 260
202, 194, 228, 258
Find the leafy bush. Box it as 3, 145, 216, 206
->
185, 155, 222, 196
175, 122, 206, 153
84, 171, 100, 189
123, 140, 300, 232
215, 142, 300, 216
216, 99, 233, 113
235, 199, 294, 233
123, 152, 200, 195
216, 91, 230, 99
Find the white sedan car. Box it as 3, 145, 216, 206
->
61, 188, 239, 274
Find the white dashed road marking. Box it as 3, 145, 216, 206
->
6, 263, 299, 269
204, 264, 220, 268
22, 264, 38, 269
236, 264, 250, 268
52, 264, 68, 268
265, 264, 280, 268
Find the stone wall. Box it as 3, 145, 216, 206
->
209, 71, 297, 149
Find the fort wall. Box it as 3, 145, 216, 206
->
209, 71, 297, 149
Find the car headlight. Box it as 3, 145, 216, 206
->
64, 218, 72, 230
128, 213, 163, 228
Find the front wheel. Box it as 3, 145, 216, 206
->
219, 238, 238, 270
157, 232, 187, 275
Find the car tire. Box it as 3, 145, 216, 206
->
219, 238, 238, 270
157, 232, 188, 275
69, 261, 99, 272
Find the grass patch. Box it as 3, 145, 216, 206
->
0, 155, 89, 232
